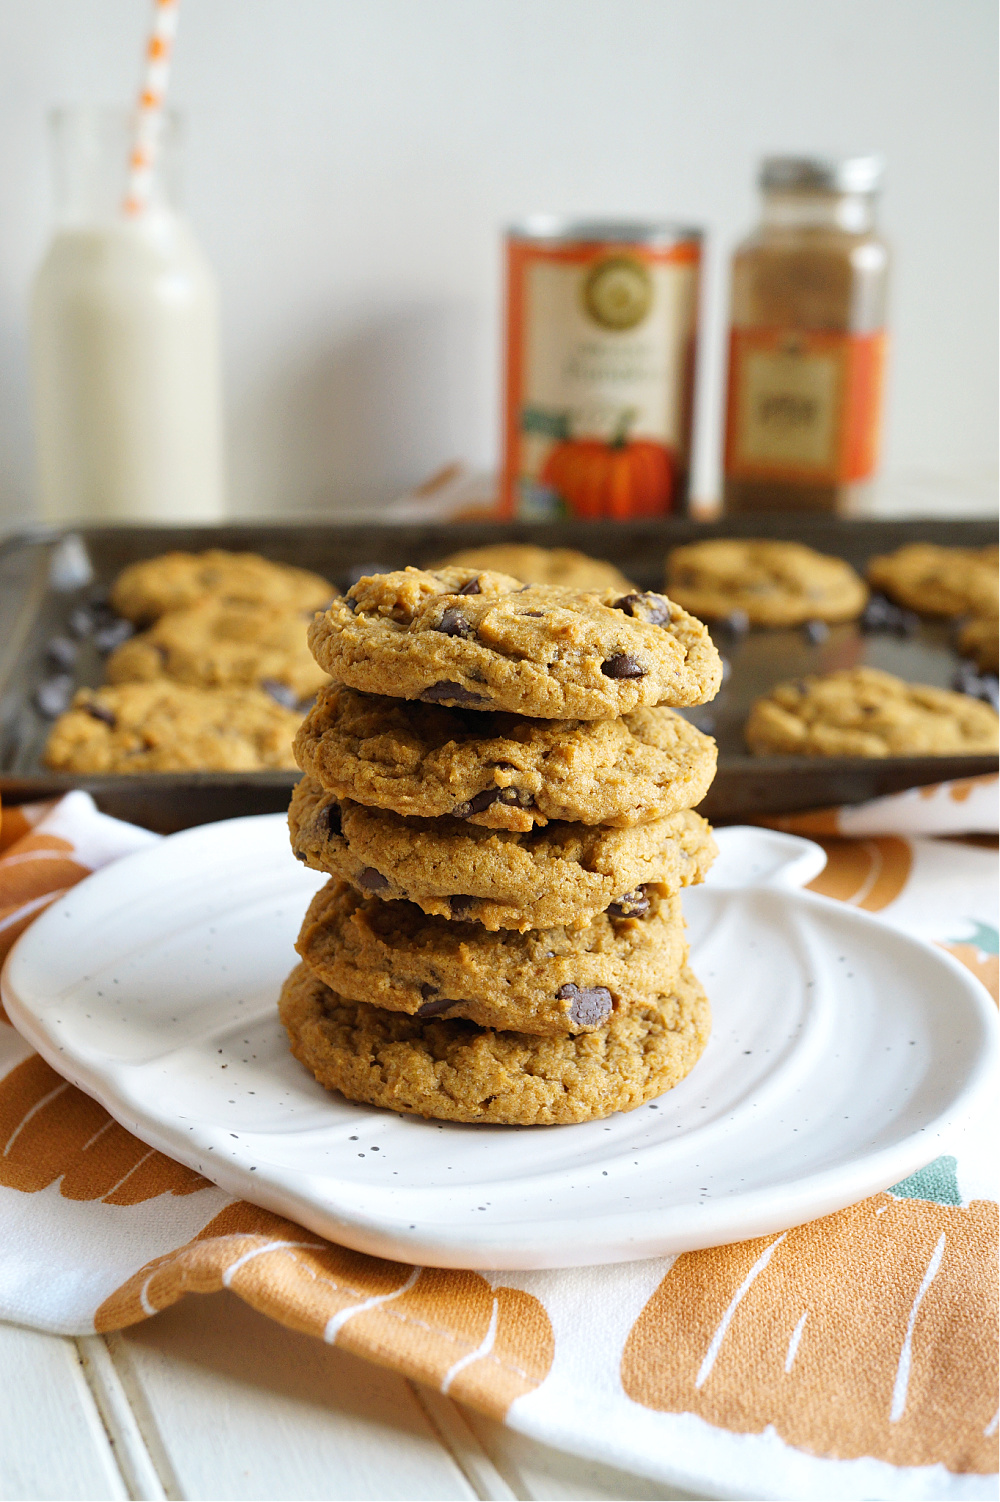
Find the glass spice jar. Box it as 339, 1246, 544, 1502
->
723, 155, 889, 514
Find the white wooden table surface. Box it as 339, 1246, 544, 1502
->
0, 1295, 704, 1502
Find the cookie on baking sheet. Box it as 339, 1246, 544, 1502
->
307, 567, 722, 718
288, 775, 716, 932
43, 681, 301, 773
106, 599, 328, 702
958, 615, 999, 674
109, 549, 334, 623
294, 684, 717, 831
867, 543, 999, 619
296, 878, 688, 1035
278, 959, 711, 1125
664, 539, 868, 626
432, 543, 634, 593
745, 667, 1000, 757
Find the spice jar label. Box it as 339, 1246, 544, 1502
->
502, 234, 700, 519
725, 328, 886, 484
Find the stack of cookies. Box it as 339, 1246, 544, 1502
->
279, 564, 724, 1127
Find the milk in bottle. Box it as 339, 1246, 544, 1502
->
30, 107, 225, 523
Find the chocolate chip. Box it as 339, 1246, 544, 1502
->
803, 619, 829, 644
419, 682, 488, 705
602, 652, 646, 679
68, 607, 95, 638
358, 866, 389, 892
417, 996, 464, 1018
326, 802, 342, 837
436, 607, 474, 639
452, 786, 534, 818
93, 618, 135, 653
35, 675, 74, 717
85, 703, 117, 727
606, 887, 650, 919
722, 609, 750, 637
953, 666, 999, 711
449, 895, 475, 917
458, 577, 482, 595
860, 593, 919, 637
341, 563, 394, 590
46, 636, 78, 669
519, 610, 544, 618
261, 678, 299, 709
293, 849, 308, 863
557, 983, 613, 1028
614, 591, 671, 626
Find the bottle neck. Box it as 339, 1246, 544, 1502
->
49, 106, 181, 227
760, 190, 877, 234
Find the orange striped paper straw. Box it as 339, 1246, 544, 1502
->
123, 0, 181, 216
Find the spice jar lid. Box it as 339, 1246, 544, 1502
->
759, 155, 885, 195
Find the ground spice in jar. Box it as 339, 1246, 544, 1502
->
723, 155, 889, 514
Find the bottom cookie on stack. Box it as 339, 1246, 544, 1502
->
279, 959, 711, 1126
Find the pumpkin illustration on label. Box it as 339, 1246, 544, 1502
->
539, 411, 676, 519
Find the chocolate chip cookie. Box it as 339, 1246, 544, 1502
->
279, 959, 711, 1124
307, 567, 722, 717
43, 681, 301, 773
289, 775, 717, 931
867, 544, 999, 619
296, 878, 687, 1035
106, 600, 328, 702
433, 543, 634, 593
110, 549, 334, 623
665, 539, 868, 626
294, 685, 717, 831
745, 667, 1000, 757
958, 615, 999, 673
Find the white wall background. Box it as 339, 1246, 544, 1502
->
0, 0, 996, 523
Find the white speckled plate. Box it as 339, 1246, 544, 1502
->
3, 817, 996, 1269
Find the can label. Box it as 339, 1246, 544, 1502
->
725, 328, 886, 484
502, 237, 700, 518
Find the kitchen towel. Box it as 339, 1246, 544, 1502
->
0, 786, 996, 1502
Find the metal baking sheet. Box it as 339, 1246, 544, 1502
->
1, 516, 996, 830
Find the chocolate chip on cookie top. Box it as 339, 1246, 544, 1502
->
294, 684, 717, 831
307, 567, 722, 718
288, 774, 717, 932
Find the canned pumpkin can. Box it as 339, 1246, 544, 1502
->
501, 218, 701, 520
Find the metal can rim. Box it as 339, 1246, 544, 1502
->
506, 215, 702, 247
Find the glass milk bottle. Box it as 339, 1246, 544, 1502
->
30, 107, 225, 523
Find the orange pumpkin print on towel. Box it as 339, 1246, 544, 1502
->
621, 1162, 998, 1473
941, 921, 999, 1004
805, 835, 912, 911
0, 830, 91, 977
0, 1055, 209, 1203
97, 1200, 554, 1418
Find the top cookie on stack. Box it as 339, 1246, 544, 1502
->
307, 565, 723, 718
